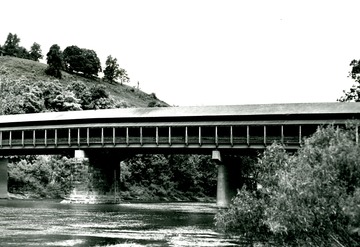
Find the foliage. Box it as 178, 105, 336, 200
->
8, 156, 75, 198
215, 126, 360, 246
67, 81, 114, 110
118, 68, 130, 85
29, 42, 43, 61
0, 78, 117, 114
45, 44, 63, 79
2, 33, 20, 57
1, 33, 41, 61
16, 46, 30, 59
339, 59, 360, 102
63, 45, 101, 78
103, 55, 122, 83
0, 78, 45, 114
120, 154, 217, 200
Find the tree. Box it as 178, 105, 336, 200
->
63, 46, 102, 78
82, 49, 102, 77
118, 68, 130, 85
45, 44, 63, 79
16, 46, 29, 59
29, 42, 43, 61
2, 33, 20, 57
339, 59, 360, 102
62, 45, 82, 73
103, 55, 121, 83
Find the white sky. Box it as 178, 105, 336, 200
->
1, 0, 359, 106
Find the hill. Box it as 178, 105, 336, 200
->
0, 56, 168, 108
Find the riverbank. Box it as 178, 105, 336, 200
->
7, 192, 215, 204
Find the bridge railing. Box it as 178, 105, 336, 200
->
0, 124, 328, 150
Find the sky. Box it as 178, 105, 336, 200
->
1, 0, 359, 106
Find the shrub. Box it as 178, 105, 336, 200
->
215, 125, 360, 246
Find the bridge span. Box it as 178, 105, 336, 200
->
0, 102, 360, 206
0, 102, 359, 154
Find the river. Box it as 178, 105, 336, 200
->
0, 200, 243, 247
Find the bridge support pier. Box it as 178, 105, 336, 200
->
0, 158, 8, 199
212, 151, 243, 208
63, 151, 122, 204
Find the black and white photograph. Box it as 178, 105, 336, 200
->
0, 1, 360, 246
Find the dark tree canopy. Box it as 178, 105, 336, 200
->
63, 45, 101, 78
29, 42, 43, 61
16, 46, 30, 59
103, 55, 121, 83
62, 45, 82, 73
2, 33, 20, 56
103, 55, 129, 84
45, 44, 63, 79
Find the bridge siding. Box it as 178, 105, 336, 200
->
0, 123, 347, 155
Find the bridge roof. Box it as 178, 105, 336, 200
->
0, 102, 360, 125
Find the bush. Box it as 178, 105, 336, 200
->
8, 156, 76, 199
215, 125, 360, 246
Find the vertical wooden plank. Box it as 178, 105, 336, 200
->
185, 126, 188, 145
281, 125, 284, 144
215, 126, 218, 146
68, 129, 71, 147
126, 127, 129, 145
45, 129, 47, 147
9, 131, 12, 147
168, 127, 171, 146
199, 126, 202, 146
246, 125, 250, 146
299, 125, 302, 145
33, 130, 36, 147
156, 127, 159, 146
140, 127, 143, 146
55, 129, 58, 146
22, 130, 24, 147
101, 128, 104, 146
263, 126, 267, 145
0, 131, 2, 148
87, 128, 90, 146
113, 127, 116, 146
77, 128, 80, 146
230, 126, 233, 147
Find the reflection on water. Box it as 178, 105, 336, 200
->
0, 200, 241, 246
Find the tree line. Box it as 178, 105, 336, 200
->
0, 32, 129, 84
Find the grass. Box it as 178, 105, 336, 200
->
0, 56, 168, 108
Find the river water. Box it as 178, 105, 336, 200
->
0, 200, 243, 247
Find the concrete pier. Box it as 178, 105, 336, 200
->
213, 151, 243, 207
216, 162, 231, 207
0, 158, 8, 199
63, 151, 122, 204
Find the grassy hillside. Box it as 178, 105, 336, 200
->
0, 56, 168, 108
